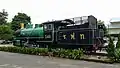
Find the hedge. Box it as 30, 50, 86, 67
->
0, 46, 117, 63
0, 47, 84, 60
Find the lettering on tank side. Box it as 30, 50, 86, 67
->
62, 32, 86, 40
63, 35, 66, 39
80, 34, 85, 39
70, 32, 75, 40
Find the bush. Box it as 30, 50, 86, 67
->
0, 47, 48, 55
116, 33, 120, 48
114, 48, 120, 62
0, 47, 84, 60
51, 48, 84, 59
106, 35, 115, 60
106, 35, 120, 62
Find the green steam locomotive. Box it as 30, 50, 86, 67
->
13, 15, 105, 52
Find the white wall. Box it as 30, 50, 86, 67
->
108, 28, 120, 34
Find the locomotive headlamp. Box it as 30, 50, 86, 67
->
98, 25, 104, 29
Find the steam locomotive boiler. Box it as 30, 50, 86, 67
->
13, 15, 105, 52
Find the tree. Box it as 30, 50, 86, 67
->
116, 33, 120, 48
97, 20, 108, 35
0, 25, 13, 40
11, 12, 31, 31
0, 9, 8, 25
98, 20, 104, 24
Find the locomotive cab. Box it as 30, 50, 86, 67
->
42, 20, 70, 43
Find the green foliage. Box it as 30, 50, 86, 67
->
0, 25, 14, 40
116, 33, 120, 48
111, 33, 120, 62
114, 48, 120, 62
106, 35, 115, 60
51, 48, 84, 59
97, 20, 108, 35
0, 9, 8, 25
0, 47, 84, 60
106, 35, 120, 62
11, 12, 31, 31
98, 20, 104, 24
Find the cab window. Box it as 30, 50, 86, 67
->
44, 24, 53, 30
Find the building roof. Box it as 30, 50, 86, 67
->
109, 23, 120, 28
110, 18, 120, 23
108, 17, 120, 28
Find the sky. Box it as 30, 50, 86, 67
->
0, 0, 120, 25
